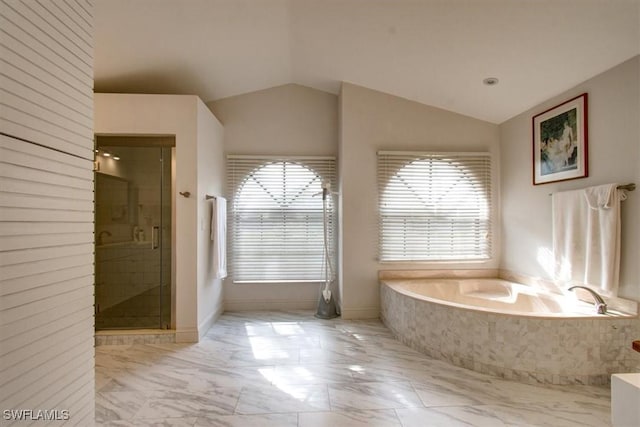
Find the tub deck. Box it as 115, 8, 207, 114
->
384, 277, 636, 318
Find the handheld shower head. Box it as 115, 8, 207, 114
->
321, 181, 332, 200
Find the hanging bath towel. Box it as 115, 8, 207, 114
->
552, 184, 626, 296
211, 196, 227, 279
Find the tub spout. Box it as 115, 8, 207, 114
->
568, 286, 607, 314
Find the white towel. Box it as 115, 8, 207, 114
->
211, 197, 227, 279
584, 184, 617, 209
552, 184, 625, 296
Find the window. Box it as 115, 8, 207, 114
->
378, 151, 492, 261
227, 155, 336, 282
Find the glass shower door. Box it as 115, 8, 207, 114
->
95, 144, 171, 330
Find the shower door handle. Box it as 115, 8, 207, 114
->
152, 226, 159, 249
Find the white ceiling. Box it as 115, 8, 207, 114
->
94, 0, 640, 124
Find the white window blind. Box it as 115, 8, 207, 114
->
378, 151, 492, 261
227, 155, 336, 282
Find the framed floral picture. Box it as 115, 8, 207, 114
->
532, 93, 588, 185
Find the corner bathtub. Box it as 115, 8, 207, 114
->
380, 278, 639, 385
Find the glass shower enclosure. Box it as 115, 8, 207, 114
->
94, 138, 172, 330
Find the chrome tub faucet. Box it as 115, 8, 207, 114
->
568, 285, 607, 314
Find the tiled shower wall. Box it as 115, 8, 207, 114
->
95, 243, 159, 311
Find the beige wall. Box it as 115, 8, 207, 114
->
500, 56, 640, 300
95, 93, 225, 341
209, 83, 337, 156
196, 101, 226, 336
208, 84, 339, 310
339, 83, 501, 319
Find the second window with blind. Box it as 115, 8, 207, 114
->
377, 151, 493, 262
227, 156, 336, 282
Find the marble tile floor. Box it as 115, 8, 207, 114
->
95, 311, 613, 426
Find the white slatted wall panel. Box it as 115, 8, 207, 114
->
0, 0, 94, 158
0, 0, 95, 425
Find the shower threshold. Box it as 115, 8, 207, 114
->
95, 329, 175, 346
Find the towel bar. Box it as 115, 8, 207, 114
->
548, 183, 635, 196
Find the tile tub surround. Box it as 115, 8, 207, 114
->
381, 281, 640, 385
96, 311, 613, 426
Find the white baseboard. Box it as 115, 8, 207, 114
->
340, 307, 380, 320
175, 328, 199, 343
224, 298, 317, 312
198, 302, 224, 339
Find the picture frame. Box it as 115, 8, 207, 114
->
532, 93, 588, 185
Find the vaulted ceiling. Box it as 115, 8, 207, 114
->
95, 0, 640, 124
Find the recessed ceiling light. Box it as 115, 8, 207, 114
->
113, 156, 120, 160
483, 77, 499, 86
103, 152, 111, 157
